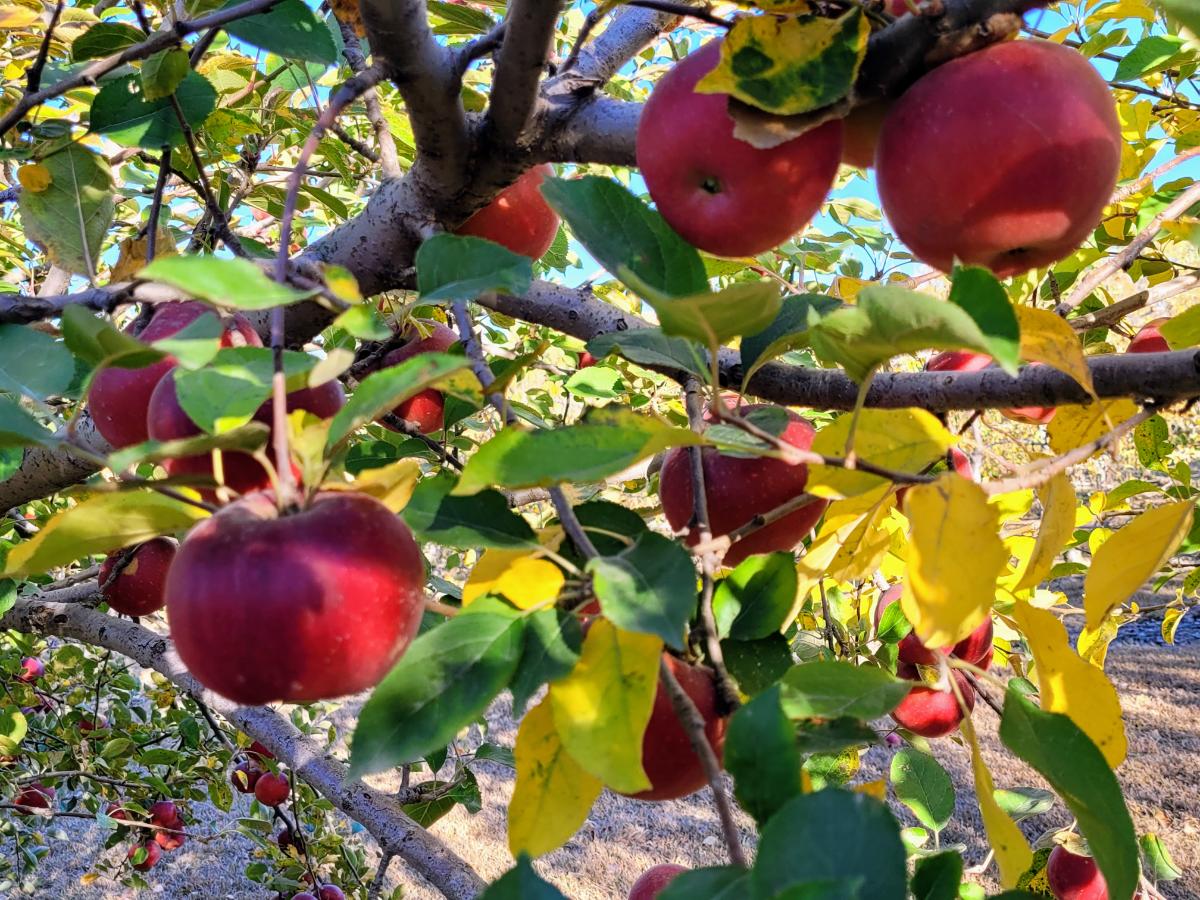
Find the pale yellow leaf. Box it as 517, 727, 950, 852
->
961, 711, 1033, 888
1016, 306, 1095, 397
549, 620, 661, 794
464, 550, 565, 610
508, 697, 602, 857
1047, 398, 1139, 456
0, 4, 39, 27
1077, 611, 1134, 669
1014, 603, 1127, 768
338, 458, 420, 513
990, 489, 1034, 524
1084, 500, 1195, 630
16, 163, 50, 193
794, 486, 893, 604
902, 476, 1007, 648
1014, 472, 1077, 592
809, 409, 954, 499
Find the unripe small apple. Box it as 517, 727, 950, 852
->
129, 840, 162, 871
18, 657, 44, 682
14, 782, 54, 811
629, 863, 687, 899
378, 322, 459, 435
891, 665, 975, 738
254, 772, 290, 807
1047, 845, 1108, 900
1127, 318, 1170, 354
456, 165, 560, 260
231, 760, 263, 793
99, 538, 176, 617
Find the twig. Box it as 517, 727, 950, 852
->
168, 95, 247, 259
145, 147, 171, 263
332, 122, 381, 162
335, 21, 400, 180
368, 853, 395, 900
1069, 273, 1200, 332
690, 492, 824, 558
26, 1, 65, 95
961, 670, 1003, 716
1111, 146, 1200, 203
624, 0, 731, 27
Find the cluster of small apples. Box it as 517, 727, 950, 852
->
111, 799, 188, 872
876, 585, 993, 738
230, 740, 291, 806
638, 33, 1122, 280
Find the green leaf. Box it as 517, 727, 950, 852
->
106, 422, 269, 472
1113, 34, 1188, 81
0, 397, 52, 448
992, 786, 1054, 823
149, 312, 226, 369
754, 790, 906, 898
1134, 414, 1172, 471
587, 531, 696, 650
0, 448, 22, 481
429, 0, 496, 33
71, 22, 145, 61
794, 717, 877, 756
89, 71, 216, 149
1139, 832, 1183, 882
586, 328, 708, 378
725, 685, 802, 825
1158, 0, 1200, 34
713, 552, 797, 641
138, 255, 310, 309
61, 306, 164, 370
540, 176, 708, 298
740, 294, 842, 385
876, 602, 912, 644
402, 472, 536, 549
173, 347, 315, 433
141, 48, 190, 101
510, 607, 582, 716
18, 144, 114, 276
326, 353, 475, 452
569, 499, 649, 558
0, 707, 26, 756
333, 303, 391, 341
808, 286, 995, 382
223, 0, 338, 65
351, 602, 526, 776
911, 852, 963, 900
643, 280, 782, 347
455, 406, 703, 494
721, 633, 793, 696
0, 325, 77, 400
998, 685, 1139, 900
948, 266, 1020, 375
658, 867, 751, 900
416, 234, 533, 303
779, 660, 909, 720
564, 365, 621, 400
890, 748, 954, 832
478, 856, 568, 900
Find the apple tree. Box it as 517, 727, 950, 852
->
0, 0, 1195, 896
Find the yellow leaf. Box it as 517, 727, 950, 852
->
902, 475, 1007, 647
1047, 398, 1139, 455
0, 4, 38, 27
809, 409, 954, 499
1016, 306, 1095, 398
2, 490, 208, 578
549, 620, 661, 794
854, 778, 887, 801
508, 697, 602, 857
990, 489, 1035, 524
80, 873, 101, 886
1162, 608, 1185, 644
1084, 500, 1195, 630
834, 276, 872, 302
1077, 613, 1131, 669
463, 534, 566, 610
1014, 472, 1076, 592
16, 163, 50, 193
337, 458, 420, 513
961, 711, 1033, 888
1013, 603, 1127, 768
110, 230, 178, 283
794, 486, 893, 603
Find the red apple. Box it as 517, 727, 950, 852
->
637, 40, 843, 258
578, 351, 598, 369
318, 886, 346, 900
841, 101, 890, 168
620, 657, 727, 802
659, 406, 829, 568
166, 490, 426, 704
253, 379, 347, 427
14, 782, 54, 811
629, 864, 687, 899
148, 800, 178, 827
278, 826, 304, 853
378, 322, 459, 435
926, 350, 1056, 426
99, 537, 176, 617
231, 760, 263, 793
876, 584, 994, 667
254, 772, 290, 807
17, 656, 43, 682
455, 164, 560, 260
129, 840, 162, 871
1047, 845, 1108, 900
155, 825, 186, 851
292, 894, 318, 900
891, 665, 975, 738
80, 715, 108, 733
887, 0, 912, 13
104, 801, 129, 821
1127, 317, 1170, 354
249, 740, 275, 761
877, 40, 1121, 277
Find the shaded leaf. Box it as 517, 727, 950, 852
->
779, 660, 909, 720
587, 532, 697, 650
416, 233, 533, 302
725, 685, 802, 825
18, 144, 114, 275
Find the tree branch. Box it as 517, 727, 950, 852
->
1069, 273, 1200, 332
336, 18, 402, 180
487, 0, 562, 147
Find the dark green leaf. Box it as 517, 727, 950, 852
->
740, 293, 842, 382
17, 144, 114, 276
224, 0, 338, 65
138, 256, 310, 309
1113, 35, 1188, 81
541, 176, 708, 297
172, 347, 314, 433
0, 325, 77, 400
721, 634, 793, 696
89, 71, 216, 149
61, 306, 164, 370
71, 22, 145, 61
658, 867, 751, 900
725, 685, 801, 825
794, 717, 877, 756
402, 781, 459, 827
350, 603, 526, 776
586, 328, 708, 378
713, 552, 797, 640
510, 607, 582, 716
403, 472, 537, 549
992, 786, 1054, 822
478, 856, 568, 900
890, 748, 954, 832
587, 532, 696, 650
948, 266, 1019, 374
416, 234, 533, 303
569, 500, 649, 558
780, 660, 909, 720
998, 685, 1138, 900
911, 852, 963, 900
754, 790, 906, 898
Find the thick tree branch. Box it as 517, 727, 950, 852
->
0, 593, 487, 899
487, 0, 562, 146
537, 96, 638, 165
560, 5, 679, 86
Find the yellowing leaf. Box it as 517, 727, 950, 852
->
1014, 472, 1076, 592
1014, 603, 1127, 768
1084, 500, 1195, 630
549, 620, 661, 794
1162, 608, 1185, 644
794, 486, 893, 604
1078, 612, 1132, 669
902, 476, 1007, 647
834, 276, 872, 302
463, 530, 566, 609
338, 458, 420, 513
1047, 398, 1139, 455
809, 409, 954, 499
854, 778, 887, 801
961, 711, 1033, 888
508, 697, 603, 857
1016, 306, 1095, 397
0, 5, 39, 27
2, 490, 208, 578
16, 163, 50, 193
110, 229, 178, 283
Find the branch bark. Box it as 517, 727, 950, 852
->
487, 0, 562, 146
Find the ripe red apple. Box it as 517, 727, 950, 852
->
104, 801, 129, 821
891, 665, 975, 738
17, 656, 43, 682
455, 164, 560, 260
155, 825, 186, 851
1127, 318, 1170, 354
166, 490, 426, 704
1047, 845, 1108, 900
620, 657, 727, 802
877, 40, 1121, 277
926, 350, 1056, 426
129, 840, 162, 871
887, 0, 912, 13
629, 864, 687, 900
231, 760, 263, 793
637, 40, 843, 258
148, 800, 178, 827
659, 406, 829, 568
317, 886, 346, 900
378, 322, 459, 435
249, 740, 275, 761
253, 379, 347, 428
254, 772, 290, 807
14, 782, 54, 811
578, 351, 598, 369
292, 894, 318, 900
876, 583, 993, 667
99, 538, 176, 617
841, 101, 890, 168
